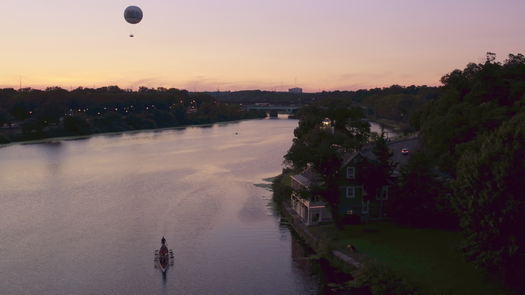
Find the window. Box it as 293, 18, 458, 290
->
377, 186, 389, 200
362, 200, 370, 214
346, 186, 355, 198
346, 167, 356, 179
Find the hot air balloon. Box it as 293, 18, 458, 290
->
124, 6, 143, 37
124, 6, 143, 24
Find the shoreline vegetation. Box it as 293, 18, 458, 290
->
0, 87, 266, 145
273, 53, 525, 294
0, 119, 257, 148
1, 84, 440, 145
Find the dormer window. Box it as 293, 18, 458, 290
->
346, 167, 355, 179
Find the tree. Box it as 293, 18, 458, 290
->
34, 103, 63, 125
0, 109, 13, 125
419, 53, 525, 175
453, 113, 525, 290
358, 134, 396, 201
63, 116, 92, 135
21, 119, 44, 137
389, 151, 455, 228
372, 133, 396, 174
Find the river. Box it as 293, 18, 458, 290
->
0, 117, 386, 295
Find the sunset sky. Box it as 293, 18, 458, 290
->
1, 0, 524, 92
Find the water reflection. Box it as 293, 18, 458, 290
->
237, 194, 268, 223
0, 118, 383, 295
38, 141, 65, 175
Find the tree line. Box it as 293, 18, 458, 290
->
0, 86, 266, 143
407, 53, 525, 291
209, 85, 440, 129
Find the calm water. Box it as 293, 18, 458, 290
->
0, 118, 386, 294
0, 118, 323, 295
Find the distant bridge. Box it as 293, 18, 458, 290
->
244, 105, 302, 114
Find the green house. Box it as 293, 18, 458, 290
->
290, 137, 418, 224
338, 137, 419, 223
338, 150, 389, 223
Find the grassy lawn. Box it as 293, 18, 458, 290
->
312, 223, 509, 295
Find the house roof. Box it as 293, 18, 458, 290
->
340, 137, 420, 171
291, 165, 323, 188
340, 144, 375, 168
293, 137, 421, 185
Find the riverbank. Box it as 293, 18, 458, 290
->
0, 101, 267, 145
281, 203, 364, 270
273, 174, 510, 295
0, 118, 265, 148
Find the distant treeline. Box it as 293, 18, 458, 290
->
207, 85, 440, 127
0, 83, 441, 144
0, 86, 265, 143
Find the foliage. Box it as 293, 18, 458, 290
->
0, 133, 10, 144
416, 53, 525, 175
209, 85, 440, 127
453, 113, 525, 290
271, 172, 293, 208
348, 262, 417, 295
0, 109, 13, 125
389, 151, 457, 229
357, 134, 397, 201
63, 116, 92, 135
413, 52, 525, 291
285, 105, 370, 170
0, 86, 265, 142
21, 119, 45, 137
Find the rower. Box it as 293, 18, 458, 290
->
160, 237, 169, 256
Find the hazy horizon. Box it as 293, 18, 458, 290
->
1, 84, 438, 93
1, 0, 524, 91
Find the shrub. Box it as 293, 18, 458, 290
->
347, 263, 417, 295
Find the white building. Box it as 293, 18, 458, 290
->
290, 167, 332, 226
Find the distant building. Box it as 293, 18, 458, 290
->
288, 87, 303, 94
